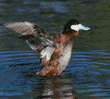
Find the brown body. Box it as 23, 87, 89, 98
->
4, 21, 79, 76
37, 30, 78, 76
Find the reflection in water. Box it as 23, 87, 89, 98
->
0, 50, 110, 98
0, 51, 76, 99
33, 74, 75, 99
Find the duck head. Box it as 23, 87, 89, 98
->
63, 19, 90, 33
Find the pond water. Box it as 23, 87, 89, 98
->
0, 0, 110, 99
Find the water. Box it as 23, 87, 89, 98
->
0, 0, 110, 98
0, 51, 110, 98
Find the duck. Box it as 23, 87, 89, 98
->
4, 19, 90, 76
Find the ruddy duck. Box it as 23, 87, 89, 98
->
4, 19, 90, 76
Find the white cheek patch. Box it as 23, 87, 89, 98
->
70, 24, 81, 31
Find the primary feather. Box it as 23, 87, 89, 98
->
4, 22, 59, 60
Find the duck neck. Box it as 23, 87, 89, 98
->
55, 30, 78, 49
62, 29, 78, 42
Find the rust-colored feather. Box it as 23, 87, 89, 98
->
3, 20, 81, 76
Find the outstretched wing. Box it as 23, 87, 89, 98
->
4, 22, 35, 35
4, 22, 59, 61
4, 22, 59, 50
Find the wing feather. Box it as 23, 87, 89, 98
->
4, 21, 59, 60
4, 22, 35, 35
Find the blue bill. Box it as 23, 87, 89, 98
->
80, 24, 90, 30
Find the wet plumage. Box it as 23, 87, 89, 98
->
4, 19, 90, 76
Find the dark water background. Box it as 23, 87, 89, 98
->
0, 0, 110, 98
